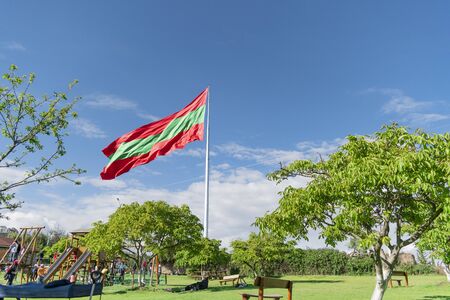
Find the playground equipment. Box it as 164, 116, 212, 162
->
62, 249, 92, 280
0, 226, 45, 283
43, 229, 93, 284
0, 271, 104, 300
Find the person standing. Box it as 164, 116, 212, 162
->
13, 242, 21, 261
37, 264, 47, 284
8, 242, 17, 262
4, 260, 19, 285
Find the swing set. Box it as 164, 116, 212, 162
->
0, 226, 45, 283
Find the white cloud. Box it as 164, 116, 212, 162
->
407, 113, 449, 124
368, 88, 449, 125
0, 167, 314, 248
84, 94, 162, 122
382, 96, 427, 114
84, 94, 137, 110
78, 176, 128, 190
215, 163, 231, 170
173, 147, 205, 158
217, 139, 345, 166
136, 113, 159, 121
296, 138, 346, 159
1, 41, 26, 51
72, 118, 107, 138
0, 167, 27, 185
368, 88, 429, 114
217, 143, 307, 166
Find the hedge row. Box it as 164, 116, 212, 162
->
277, 249, 436, 276
279, 249, 373, 275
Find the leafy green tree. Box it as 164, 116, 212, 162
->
257, 124, 450, 300
230, 231, 295, 277
418, 214, 450, 281
0, 65, 84, 215
84, 201, 203, 286
42, 236, 70, 258
175, 238, 230, 274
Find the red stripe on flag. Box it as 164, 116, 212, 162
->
102, 88, 208, 158
100, 123, 204, 180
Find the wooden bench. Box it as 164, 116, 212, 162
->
388, 271, 409, 288
220, 274, 246, 286
241, 277, 293, 300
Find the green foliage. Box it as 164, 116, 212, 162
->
257, 124, 450, 298
396, 263, 436, 275
230, 231, 295, 277
42, 236, 70, 258
0, 65, 84, 215
285, 248, 349, 275
259, 124, 450, 249
84, 201, 203, 266
418, 213, 450, 266
282, 248, 374, 275
346, 256, 375, 275
174, 238, 230, 272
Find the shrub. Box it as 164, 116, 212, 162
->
346, 256, 374, 275
396, 263, 437, 275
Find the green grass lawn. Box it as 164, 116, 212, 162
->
2, 274, 450, 299
97, 275, 450, 300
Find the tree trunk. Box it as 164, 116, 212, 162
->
371, 283, 386, 300
442, 264, 450, 282
137, 260, 143, 287
370, 247, 398, 300
371, 273, 388, 300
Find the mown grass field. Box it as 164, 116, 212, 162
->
2, 274, 449, 299
96, 275, 450, 300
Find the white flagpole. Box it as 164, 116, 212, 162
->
203, 87, 210, 238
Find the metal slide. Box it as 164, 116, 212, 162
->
62, 250, 92, 280
42, 247, 73, 283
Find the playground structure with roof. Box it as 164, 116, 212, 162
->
42, 229, 98, 284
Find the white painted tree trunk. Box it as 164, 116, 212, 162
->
371, 249, 397, 300
442, 264, 450, 282
371, 272, 388, 300
371, 283, 386, 300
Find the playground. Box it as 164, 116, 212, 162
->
1, 228, 449, 299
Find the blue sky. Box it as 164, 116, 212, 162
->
0, 1, 449, 248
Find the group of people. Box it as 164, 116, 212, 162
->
3, 245, 134, 286
3, 261, 48, 286
2, 241, 49, 286
31, 263, 48, 283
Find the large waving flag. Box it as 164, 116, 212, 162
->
100, 88, 208, 180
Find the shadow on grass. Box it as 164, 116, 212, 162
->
419, 297, 450, 300
105, 290, 128, 295
291, 279, 344, 284
103, 285, 142, 295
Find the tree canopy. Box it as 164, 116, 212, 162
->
84, 200, 203, 285
257, 124, 450, 300
175, 238, 230, 272
0, 65, 84, 215
230, 231, 295, 277
418, 213, 450, 281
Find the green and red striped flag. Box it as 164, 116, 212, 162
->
100, 88, 208, 180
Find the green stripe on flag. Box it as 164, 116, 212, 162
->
108, 105, 205, 164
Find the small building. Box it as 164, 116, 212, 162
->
0, 236, 15, 259
0, 226, 9, 236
